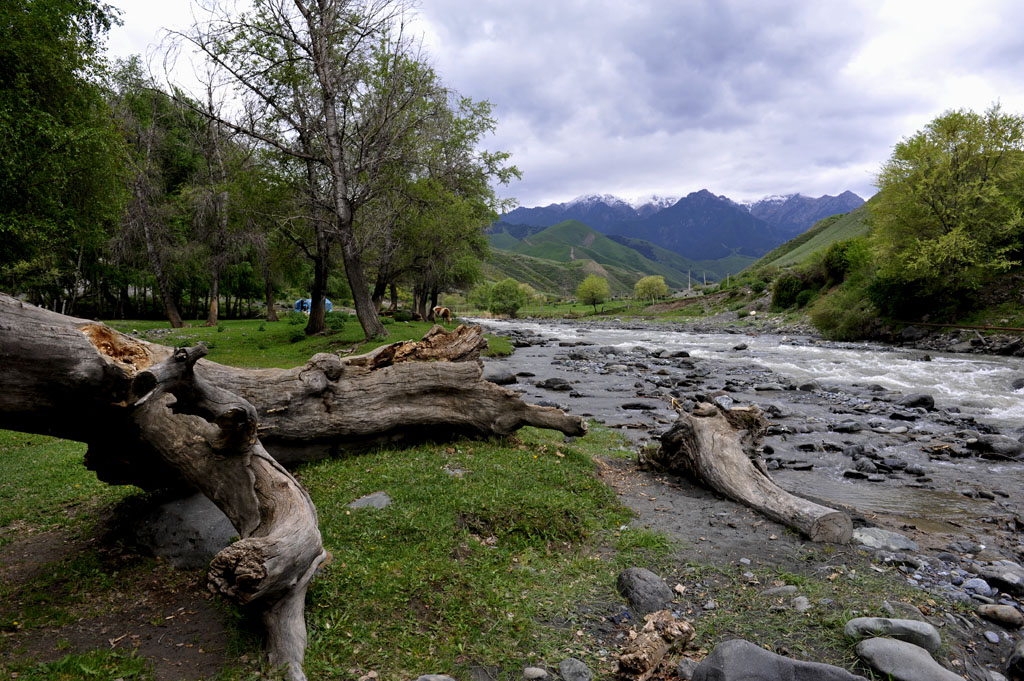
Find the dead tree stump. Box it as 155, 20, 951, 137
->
646, 403, 852, 544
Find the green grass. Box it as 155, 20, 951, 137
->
0, 431, 136, 536
1, 650, 153, 681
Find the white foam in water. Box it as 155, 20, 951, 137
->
474, 320, 1024, 430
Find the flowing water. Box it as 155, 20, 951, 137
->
479, 319, 1024, 430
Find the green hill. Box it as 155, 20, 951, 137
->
753, 200, 874, 270
492, 219, 690, 287
482, 249, 644, 297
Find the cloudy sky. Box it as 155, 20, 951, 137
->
105, 0, 1024, 207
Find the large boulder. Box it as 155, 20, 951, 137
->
844, 617, 941, 653
615, 567, 674, 617
855, 637, 961, 681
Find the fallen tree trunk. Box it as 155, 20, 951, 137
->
0, 293, 587, 679
645, 403, 851, 544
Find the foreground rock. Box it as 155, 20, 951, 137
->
692, 639, 868, 681
616, 568, 674, 617
844, 617, 942, 653
855, 637, 962, 681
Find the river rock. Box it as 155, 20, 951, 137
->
844, 617, 942, 653
349, 491, 392, 509
692, 638, 868, 681
522, 667, 548, 680
855, 637, 961, 681
967, 434, 1024, 459
1012, 377, 1024, 390
616, 567, 674, 616
898, 394, 935, 410
977, 604, 1024, 628
853, 528, 919, 552
978, 564, 1024, 596
536, 377, 572, 391
557, 658, 592, 681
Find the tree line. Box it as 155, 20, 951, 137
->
1, 0, 517, 339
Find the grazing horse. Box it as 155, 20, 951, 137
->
432, 305, 453, 323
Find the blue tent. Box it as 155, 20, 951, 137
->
293, 298, 332, 313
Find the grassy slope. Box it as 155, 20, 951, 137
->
483, 249, 642, 297
753, 201, 873, 270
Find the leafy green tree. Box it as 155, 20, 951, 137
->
576, 274, 609, 314
489, 278, 528, 318
634, 275, 668, 303
0, 0, 125, 311
871, 104, 1024, 316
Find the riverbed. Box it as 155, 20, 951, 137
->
475, 318, 1024, 558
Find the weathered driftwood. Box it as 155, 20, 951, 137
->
617, 609, 695, 681
646, 403, 852, 544
0, 293, 587, 679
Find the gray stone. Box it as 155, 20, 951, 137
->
557, 658, 592, 681
791, 596, 811, 612
977, 603, 1024, 628
414, 676, 457, 681
616, 567, 674, 617
692, 639, 868, 681
761, 585, 799, 597
964, 577, 993, 595
853, 528, 919, 552
985, 630, 1001, 644
898, 394, 935, 410
844, 617, 942, 653
979, 564, 1024, 596
536, 377, 572, 391
522, 667, 548, 680
855, 637, 961, 681
132, 493, 236, 569
349, 491, 392, 509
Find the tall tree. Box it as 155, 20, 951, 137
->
180, 0, 448, 339
0, 0, 125, 311
870, 104, 1024, 315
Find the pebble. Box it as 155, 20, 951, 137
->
984, 631, 1000, 644
557, 658, 592, 681
523, 667, 548, 680
977, 604, 1024, 628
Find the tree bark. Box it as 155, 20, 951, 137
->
0, 293, 586, 677
645, 403, 852, 544
617, 610, 695, 681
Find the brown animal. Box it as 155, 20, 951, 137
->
432, 306, 453, 323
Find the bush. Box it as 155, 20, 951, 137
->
217, 323, 226, 333
288, 327, 306, 343
286, 311, 306, 325
750, 280, 767, 294
795, 289, 815, 308
809, 287, 876, 340
822, 238, 869, 287
393, 310, 413, 322
324, 311, 347, 331
490, 278, 528, 317
771, 273, 806, 309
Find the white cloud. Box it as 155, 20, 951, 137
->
104, 0, 1024, 206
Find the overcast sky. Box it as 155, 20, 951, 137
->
105, 0, 1024, 208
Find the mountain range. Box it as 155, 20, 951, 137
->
487, 189, 865, 294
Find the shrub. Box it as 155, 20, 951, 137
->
771, 273, 805, 309
324, 311, 347, 331
490, 278, 528, 317
288, 327, 306, 343
217, 323, 226, 333
393, 310, 413, 322
822, 238, 870, 287
809, 287, 876, 340
795, 289, 815, 308
750, 280, 767, 294
286, 311, 306, 325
